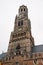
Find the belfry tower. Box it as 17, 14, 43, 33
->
1, 5, 43, 65
7, 5, 34, 58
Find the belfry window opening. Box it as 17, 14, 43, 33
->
18, 20, 23, 26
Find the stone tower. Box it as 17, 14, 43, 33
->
1, 5, 43, 65
7, 5, 34, 58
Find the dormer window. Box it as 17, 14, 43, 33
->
18, 20, 23, 26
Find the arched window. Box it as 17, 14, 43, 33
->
18, 21, 20, 26
16, 44, 21, 55
24, 8, 25, 11
21, 20, 23, 25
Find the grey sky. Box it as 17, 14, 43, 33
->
0, 0, 43, 54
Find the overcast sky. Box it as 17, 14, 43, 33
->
0, 0, 43, 54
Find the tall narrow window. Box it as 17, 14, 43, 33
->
18, 21, 20, 26
21, 20, 23, 25
24, 8, 25, 11
21, 9, 23, 12
16, 44, 21, 55
18, 20, 23, 26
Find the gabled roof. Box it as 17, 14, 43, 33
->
32, 45, 43, 53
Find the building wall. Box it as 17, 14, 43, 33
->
3, 55, 43, 65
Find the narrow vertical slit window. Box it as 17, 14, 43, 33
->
18, 21, 20, 26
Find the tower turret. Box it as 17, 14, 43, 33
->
7, 5, 34, 58
19, 5, 28, 18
